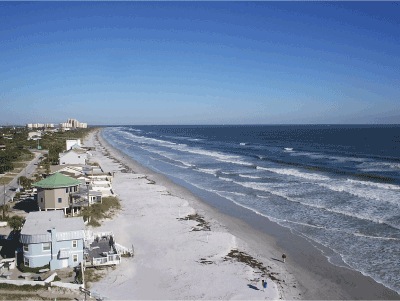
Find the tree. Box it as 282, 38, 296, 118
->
44, 162, 50, 176
8, 215, 24, 232
18, 176, 34, 191
1, 204, 9, 221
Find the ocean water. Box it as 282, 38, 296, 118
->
102, 125, 400, 293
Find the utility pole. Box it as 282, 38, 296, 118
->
87, 183, 90, 208
3, 185, 5, 220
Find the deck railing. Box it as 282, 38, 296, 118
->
92, 254, 121, 266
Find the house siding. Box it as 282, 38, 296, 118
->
37, 186, 77, 211
24, 239, 84, 269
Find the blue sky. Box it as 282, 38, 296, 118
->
1, 2, 399, 125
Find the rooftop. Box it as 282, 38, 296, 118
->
20, 211, 85, 244
33, 172, 81, 188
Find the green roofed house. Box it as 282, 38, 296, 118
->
33, 172, 81, 215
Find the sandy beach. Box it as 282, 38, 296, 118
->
83, 129, 400, 300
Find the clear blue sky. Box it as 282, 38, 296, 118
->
1, 2, 399, 125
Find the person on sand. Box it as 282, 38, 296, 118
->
262, 279, 267, 292
282, 254, 287, 263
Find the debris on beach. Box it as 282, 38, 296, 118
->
178, 213, 211, 231
223, 249, 280, 282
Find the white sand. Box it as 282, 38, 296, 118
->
81, 129, 400, 300
83, 130, 301, 300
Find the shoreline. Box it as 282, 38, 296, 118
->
88, 128, 399, 300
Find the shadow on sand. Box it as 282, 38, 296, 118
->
247, 284, 260, 291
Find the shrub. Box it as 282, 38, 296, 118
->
18, 263, 50, 273
54, 275, 61, 281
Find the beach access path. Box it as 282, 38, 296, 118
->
83, 130, 300, 300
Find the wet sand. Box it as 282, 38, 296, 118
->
87, 129, 400, 300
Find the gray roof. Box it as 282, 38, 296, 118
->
25, 210, 64, 221
20, 211, 85, 244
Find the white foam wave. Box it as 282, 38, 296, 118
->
196, 168, 219, 175
318, 181, 400, 205
219, 177, 234, 182
239, 174, 262, 179
357, 161, 400, 172
347, 179, 400, 190
256, 166, 331, 181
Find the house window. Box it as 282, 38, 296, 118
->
41, 198, 43, 203
66, 188, 68, 193
72, 240, 77, 248
73, 254, 78, 262
42, 242, 51, 251
70, 187, 72, 192
24, 258, 29, 267
58, 198, 62, 203
23, 244, 29, 252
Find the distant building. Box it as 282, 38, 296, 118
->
59, 150, 88, 165
28, 131, 42, 140
66, 139, 82, 151
20, 211, 85, 270
33, 172, 81, 214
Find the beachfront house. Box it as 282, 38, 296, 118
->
66, 139, 81, 151
59, 150, 88, 165
20, 211, 85, 270
33, 172, 81, 214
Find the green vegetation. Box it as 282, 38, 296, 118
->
53, 275, 61, 281
12, 162, 27, 169
38, 128, 93, 165
8, 215, 24, 232
18, 176, 34, 190
0, 177, 13, 185
18, 263, 50, 273
0, 127, 33, 174
79, 196, 121, 227
0, 283, 44, 292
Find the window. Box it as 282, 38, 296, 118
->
42, 242, 51, 251
66, 188, 68, 193
41, 198, 43, 203
72, 240, 77, 248
73, 254, 78, 262
23, 244, 29, 252
58, 198, 62, 203
24, 257, 29, 267
70, 187, 72, 192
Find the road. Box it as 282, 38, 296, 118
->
0, 149, 48, 205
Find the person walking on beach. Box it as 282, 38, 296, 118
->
262, 279, 267, 292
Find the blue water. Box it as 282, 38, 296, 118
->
102, 125, 400, 293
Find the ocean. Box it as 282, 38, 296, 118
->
102, 124, 400, 294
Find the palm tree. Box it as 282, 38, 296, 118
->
282, 254, 287, 263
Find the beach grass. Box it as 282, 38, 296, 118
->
79, 196, 121, 227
